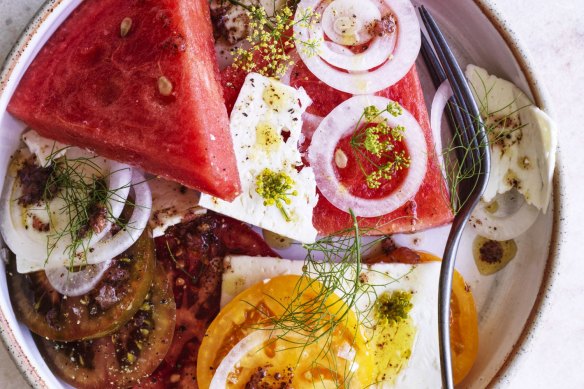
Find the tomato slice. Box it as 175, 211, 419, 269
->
448, 265, 479, 384
419, 252, 479, 384
367, 248, 479, 384
140, 213, 278, 388
197, 275, 374, 389
35, 263, 176, 388
7, 229, 155, 341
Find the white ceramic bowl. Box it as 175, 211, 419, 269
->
0, 0, 561, 387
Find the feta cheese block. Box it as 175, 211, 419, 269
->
199, 73, 318, 243
466, 65, 557, 212
221, 255, 441, 388
149, 178, 205, 237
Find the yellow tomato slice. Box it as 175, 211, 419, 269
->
197, 275, 374, 389
419, 252, 479, 384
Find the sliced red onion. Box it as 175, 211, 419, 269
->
318, 0, 395, 71
308, 95, 427, 217
294, 0, 420, 94
430, 80, 541, 241
210, 330, 271, 388
44, 171, 151, 293
44, 258, 113, 297
299, 112, 324, 155
301, 111, 324, 137
470, 190, 539, 241
1, 148, 133, 273
54, 149, 133, 247
49, 170, 152, 268
321, 0, 379, 46
430, 81, 453, 173
209, 329, 305, 388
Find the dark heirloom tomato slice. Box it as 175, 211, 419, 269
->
35, 264, 176, 389
140, 212, 277, 388
7, 229, 155, 341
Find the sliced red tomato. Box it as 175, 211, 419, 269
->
8, 0, 240, 200
139, 212, 278, 388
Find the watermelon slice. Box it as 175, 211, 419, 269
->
8, 0, 241, 201
220, 63, 453, 235
294, 65, 453, 234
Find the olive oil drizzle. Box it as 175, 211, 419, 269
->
248, 211, 414, 387
31, 147, 136, 268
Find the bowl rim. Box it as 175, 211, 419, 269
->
0, 0, 563, 388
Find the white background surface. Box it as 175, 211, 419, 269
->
0, 0, 582, 387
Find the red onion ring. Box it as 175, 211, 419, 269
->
430, 80, 453, 173
1, 148, 133, 273
44, 171, 152, 295
308, 95, 427, 217
294, 0, 420, 94
52, 170, 152, 267
210, 331, 272, 388
45, 258, 113, 297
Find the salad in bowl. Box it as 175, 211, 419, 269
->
0, 0, 557, 387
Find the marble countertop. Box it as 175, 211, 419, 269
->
0, 0, 582, 387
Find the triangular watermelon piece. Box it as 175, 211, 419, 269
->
8, 0, 241, 201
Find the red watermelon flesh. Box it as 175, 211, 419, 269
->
221, 62, 453, 235
8, 0, 241, 201
289, 60, 352, 118
220, 64, 248, 115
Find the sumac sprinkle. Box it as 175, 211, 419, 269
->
245, 367, 267, 389
479, 240, 503, 264
17, 159, 58, 206
367, 14, 397, 37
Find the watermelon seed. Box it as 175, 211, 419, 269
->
335, 149, 348, 169
120, 17, 133, 37
157, 76, 173, 96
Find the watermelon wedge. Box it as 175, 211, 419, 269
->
292, 64, 453, 235
220, 62, 453, 235
8, 0, 241, 201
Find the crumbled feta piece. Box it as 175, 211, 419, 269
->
199, 73, 318, 243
